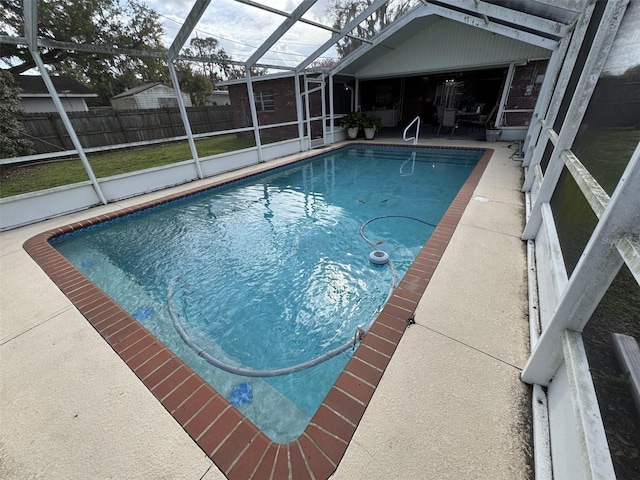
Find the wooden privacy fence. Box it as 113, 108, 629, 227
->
20, 105, 234, 154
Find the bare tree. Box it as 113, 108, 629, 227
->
182, 36, 266, 82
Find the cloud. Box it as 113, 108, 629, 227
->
146, 0, 337, 67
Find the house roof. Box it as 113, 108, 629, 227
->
217, 71, 298, 87
111, 83, 170, 99
14, 75, 97, 97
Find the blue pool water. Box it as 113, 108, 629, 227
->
52, 145, 481, 442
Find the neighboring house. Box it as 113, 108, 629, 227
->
13, 75, 97, 113
110, 83, 192, 110
207, 90, 230, 106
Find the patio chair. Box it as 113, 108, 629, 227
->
471, 104, 497, 130
437, 108, 457, 136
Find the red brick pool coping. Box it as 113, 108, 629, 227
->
23, 145, 491, 480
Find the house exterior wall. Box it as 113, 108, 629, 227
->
504, 60, 550, 127
356, 17, 551, 79
228, 77, 322, 140
112, 85, 193, 110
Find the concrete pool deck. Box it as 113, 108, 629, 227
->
0, 139, 531, 479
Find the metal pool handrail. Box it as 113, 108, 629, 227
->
403, 115, 421, 145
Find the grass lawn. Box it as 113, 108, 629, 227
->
0, 134, 256, 198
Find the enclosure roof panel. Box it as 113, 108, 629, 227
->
0, 0, 607, 79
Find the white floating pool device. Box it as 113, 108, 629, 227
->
369, 250, 390, 265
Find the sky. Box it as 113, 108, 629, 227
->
146, 0, 640, 75
146, 0, 340, 69
2, 0, 637, 75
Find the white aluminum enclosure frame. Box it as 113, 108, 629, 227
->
518, 1, 637, 478
2, 2, 639, 477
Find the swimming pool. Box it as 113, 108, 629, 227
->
26, 144, 491, 478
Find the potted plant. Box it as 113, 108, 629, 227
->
362, 114, 383, 140
340, 112, 363, 139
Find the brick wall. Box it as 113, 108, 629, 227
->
228, 77, 324, 140
503, 59, 549, 127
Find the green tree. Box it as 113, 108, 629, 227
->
0, 70, 33, 158
175, 60, 214, 106
0, 0, 168, 105
328, 0, 414, 58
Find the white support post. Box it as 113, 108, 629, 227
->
168, 61, 203, 179
561, 330, 616, 478
163, 0, 210, 179
522, 33, 572, 165
495, 62, 516, 128
522, 3, 596, 185
24, 2, 107, 204
304, 74, 312, 144
294, 72, 305, 151
329, 74, 335, 144
522, 141, 640, 386
245, 0, 316, 68
320, 74, 327, 145
522, 0, 629, 241
167, 0, 211, 60
244, 72, 264, 162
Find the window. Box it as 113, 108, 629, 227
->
254, 91, 275, 112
